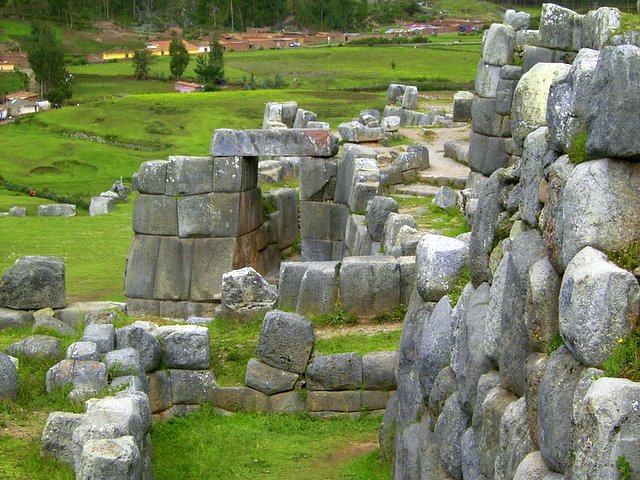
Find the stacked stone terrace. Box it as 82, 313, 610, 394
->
385, 4, 640, 480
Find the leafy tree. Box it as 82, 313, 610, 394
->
132, 48, 153, 80
26, 23, 72, 106
169, 36, 189, 80
193, 35, 224, 90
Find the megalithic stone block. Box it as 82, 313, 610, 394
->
300, 201, 349, 241
212, 156, 258, 192
124, 234, 161, 299
189, 237, 237, 301
210, 129, 339, 157
165, 156, 213, 196
177, 189, 262, 238
132, 194, 178, 236
154, 237, 193, 301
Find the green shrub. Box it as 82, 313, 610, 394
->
313, 308, 359, 327
617, 455, 633, 480
371, 304, 406, 324
546, 333, 564, 356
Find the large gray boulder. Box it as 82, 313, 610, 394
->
382, 213, 416, 254
104, 348, 146, 385
586, 45, 640, 160
132, 160, 167, 194
537, 346, 585, 473
478, 386, 518, 479
156, 325, 211, 370
519, 126, 553, 227
362, 351, 396, 390
568, 377, 640, 479
416, 296, 454, 401
4, 335, 61, 360
339, 256, 400, 318
89, 196, 115, 217
77, 436, 142, 480
416, 234, 467, 302
295, 261, 340, 317
560, 159, 640, 266
581, 7, 621, 50
66, 342, 99, 362
45, 359, 107, 395
525, 257, 560, 352
0, 256, 65, 310
82, 323, 115, 354
338, 121, 383, 143
306, 352, 362, 391
513, 451, 553, 479
221, 267, 277, 312
475, 60, 502, 98
504, 9, 530, 31
0, 307, 33, 330
168, 369, 217, 405
511, 62, 571, 149
0, 352, 18, 401
494, 397, 534, 480
244, 358, 299, 395
37, 204, 76, 217
482, 23, 516, 66
365, 196, 398, 242
299, 157, 337, 202
559, 246, 640, 367
256, 310, 314, 374
116, 325, 161, 373
538, 3, 582, 51
453, 91, 474, 122
434, 392, 468, 479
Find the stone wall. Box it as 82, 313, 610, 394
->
124, 128, 337, 318
386, 5, 640, 480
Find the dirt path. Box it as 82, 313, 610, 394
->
315, 322, 403, 339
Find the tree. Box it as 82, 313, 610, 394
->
26, 23, 71, 106
169, 36, 189, 80
193, 35, 224, 90
132, 48, 153, 80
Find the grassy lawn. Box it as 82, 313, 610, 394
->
0, 72, 28, 94
68, 44, 480, 91
0, 193, 134, 302
392, 195, 470, 237
152, 410, 389, 480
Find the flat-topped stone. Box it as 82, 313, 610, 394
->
210, 129, 338, 157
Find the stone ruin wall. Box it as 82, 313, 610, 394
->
386, 4, 640, 480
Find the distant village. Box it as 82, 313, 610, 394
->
0, 18, 483, 122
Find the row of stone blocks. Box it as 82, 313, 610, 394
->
278, 256, 413, 318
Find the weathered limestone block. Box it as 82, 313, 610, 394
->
387, 83, 406, 105
513, 451, 554, 479
495, 397, 534, 480
482, 23, 516, 66
189, 237, 236, 301
210, 386, 270, 413
307, 352, 362, 391
586, 45, 640, 160
300, 239, 343, 262
434, 392, 468, 479
77, 436, 142, 480
5, 335, 61, 360
269, 391, 306, 414
0, 256, 65, 310
519, 127, 553, 227
478, 386, 518, 479
366, 196, 398, 243
382, 213, 416, 254
347, 157, 380, 213
362, 351, 396, 390
38, 204, 76, 217
307, 391, 361, 412
468, 131, 510, 176
338, 121, 383, 143
89, 196, 115, 217
245, 358, 298, 395
381, 115, 400, 132
443, 140, 469, 165
339, 256, 400, 318
221, 267, 277, 312
581, 7, 621, 50
66, 342, 99, 362
453, 91, 474, 122
344, 214, 372, 257
296, 261, 340, 316
299, 157, 337, 201
568, 377, 640, 479
504, 9, 530, 31
525, 258, 560, 352
116, 325, 161, 373
82, 323, 115, 354
472, 96, 511, 137
104, 348, 146, 389
537, 346, 584, 473
461, 427, 482, 480
402, 86, 419, 110
177, 189, 262, 238
432, 186, 457, 210
0, 352, 18, 401
335, 143, 377, 205
539, 3, 582, 51
512, 62, 571, 149
428, 367, 457, 419
132, 160, 167, 194
153, 237, 192, 301
156, 325, 211, 370
132, 194, 177, 236
212, 156, 258, 192
46, 360, 107, 394
41, 411, 86, 466
8, 206, 27, 217
399, 256, 416, 305
276, 262, 307, 311
124, 235, 160, 300
559, 247, 640, 367
262, 101, 298, 128
416, 234, 467, 302
33, 314, 75, 337
211, 129, 338, 157
299, 201, 349, 241
256, 310, 314, 374
168, 369, 216, 404
475, 60, 502, 98
495, 77, 517, 115
147, 370, 172, 414
165, 156, 213, 195
293, 108, 317, 128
